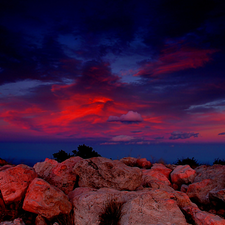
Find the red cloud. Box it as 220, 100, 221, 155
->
134, 47, 218, 77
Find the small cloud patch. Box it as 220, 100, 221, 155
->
111, 135, 134, 142
218, 132, 225, 135
169, 131, 199, 140
108, 111, 143, 124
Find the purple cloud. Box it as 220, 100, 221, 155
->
169, 131, 199, 140
218, 132, 225, 135
108, 111, 143, 124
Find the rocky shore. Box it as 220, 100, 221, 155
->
0, 156, 225, 225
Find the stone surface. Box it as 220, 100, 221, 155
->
0, 164, 37, 204
187, 179, 218, 205
194, 164, 225, 190
0, 165, 13, 172
22, 178, 72, 220
69, 187, 189, 225
170, 165, 196, 188
34, 157, 82, 194
35, 215, 48, 225
209, 188, 225, 203
136, 158, 151, 168
142, 168, 171, 186
181, 184, 189, 193
120, 157, 137, 167
120, 189, 189, 225
0, 218, 25, 225
73, 157, 142, 190
150, 163, 172, 178
183, 205, 225, 225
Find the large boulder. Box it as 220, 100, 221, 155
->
22, 178, 72, 220
120, 157, 137, 167
136, 158, 151, 168
170, 165, 196, 189
186, 179, 218, 205
69, 187, 188, 225
142, 169, 171, 186
183, 205, 225, 225
150, 163, 172, 178
73, 157, 142, 190
34, 157, 82, 194
121, 190, 188, 225
0, 164, 37, 204
194, 164, 225, 189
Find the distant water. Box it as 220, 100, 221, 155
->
0, 142, 225, 166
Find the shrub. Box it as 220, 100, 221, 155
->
72, 144, 101, 159
213, 158, 225, 165
174, 157, 200, 168
53, 150, 71, 163
99, 200, 124, 225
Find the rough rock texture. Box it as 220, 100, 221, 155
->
209, 189, 225, 203
22, 178, 72, 220
187, 179, 218, 205
120, 157, 137, 167
121, 190, 188, 225
194, 164, 225, 189
0, 218, 25, 225
34, 157, 82, 194
0, 164, 37, 204
73, 157, 142, 190
35, 215, 47, 225
142, 168, 171, 186
69, 187, 189, 225
183, 205, 225, 225
136, 158, 151, 168
150, 163, 172, 178
0, 165, 13, 172
170, 165, 196, 188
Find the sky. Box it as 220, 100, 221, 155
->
0, 0, 225, 164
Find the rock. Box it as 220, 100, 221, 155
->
0, 165, 13, 172
34, 157, 82, 194
181, 184, 189, 193
170, 165, 196, 188
22, 178, 72, 220
73, 157, 142, 190
136, 158, 151, 168
120, 157, 137, 167
35, 215, 48, 225
194, 164, 225, 190
0, 158, 10, 166
186, 179, 218, 205
183, 205, 225, 225
209, 188, 225, 203
120, 189, 189, 225
69, 187, 189, 225
0, 164, 37, 204
0, 218, 25, 225
142, 169, 171, 186
150, 163, 172, 178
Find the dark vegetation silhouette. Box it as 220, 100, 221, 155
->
99, 200, 124, 225
52, 144, 101, 162
213, 158, 225, 165
174, 157, 200, 168
52, 150, 71, 163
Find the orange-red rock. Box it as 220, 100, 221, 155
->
22, 178, 72, 220
73, 157, 142, 190
136, 158, 151, 168
0, 164, 37, 204
34, 157, 82, 194
170, 165, 196, 188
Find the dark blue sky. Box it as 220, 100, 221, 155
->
0, 0, 225, 163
